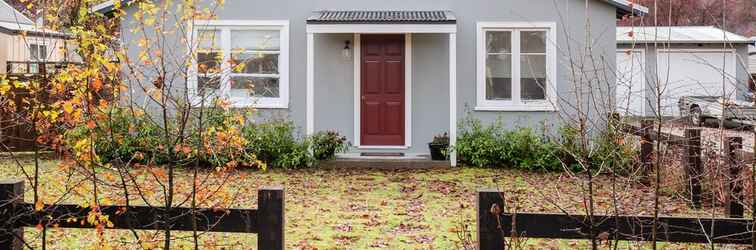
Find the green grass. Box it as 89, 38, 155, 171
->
0, 156, 738, 249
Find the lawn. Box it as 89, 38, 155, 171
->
0, 156, 734, 249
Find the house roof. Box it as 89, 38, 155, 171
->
307, 10, 456, 24
95, 0, 648, 17
0, 21, 69, 38
0, 0, 69, 38
617, 26, 754, 44
0, 0, 33, 24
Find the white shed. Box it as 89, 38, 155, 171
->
616, 26, 753, 117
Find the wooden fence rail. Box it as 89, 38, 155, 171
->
619, 120, 748, 214
478, 190, 754, 249
0, 180, 284, 249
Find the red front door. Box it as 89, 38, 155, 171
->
361, 34, 405, 146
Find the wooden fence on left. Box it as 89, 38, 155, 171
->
0, 180, 284, 249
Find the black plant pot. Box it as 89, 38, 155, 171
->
428, 143, 449, 161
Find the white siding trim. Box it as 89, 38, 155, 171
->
306, 33, 315, 135
352, 33, 413, 149
307, 24, 456, 34
405, 33, 413, 148
449, 33, 458, 167
475, 22, 558, 112
353, 33, 361, 147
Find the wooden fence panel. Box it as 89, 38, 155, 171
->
0, 180, 284, 249
477, 190, 754, 248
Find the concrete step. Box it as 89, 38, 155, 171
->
317, 153, 451, 169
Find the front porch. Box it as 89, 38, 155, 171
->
304, 10, 459, 166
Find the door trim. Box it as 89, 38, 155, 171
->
353, 33, 412, 149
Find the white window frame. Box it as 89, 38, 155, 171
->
475, 22, 558, 111
188, 20, 290, 109
29, 43, 48, 61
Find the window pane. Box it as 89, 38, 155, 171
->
30, 45, 39, 61
521, 54, 547, 100
231, 30, 280, 51
198, 52, 222, 74
485, 54, 512, 100
197, 30, 221, 49
486, 31, 511, 54
231, 53, 278, 74
39, 45, 47, 60
521, 31, 546, 53
198, 76, 221, 94
230, 76, 279, 98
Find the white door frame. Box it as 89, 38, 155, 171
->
353, 33, 412, 149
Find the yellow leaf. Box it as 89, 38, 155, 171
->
63, 103, 73, 114
34, 199, 44, 211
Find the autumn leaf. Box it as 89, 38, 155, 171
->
92, 78, 103, 91
63, 102, 74, 114
87, 120, 97, 129
35, 199, 44, 211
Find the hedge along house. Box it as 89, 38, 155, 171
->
616, 26, 754, 118
96, 0, 647, 166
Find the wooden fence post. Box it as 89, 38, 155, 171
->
478, 189, 505, 250
258, 187, 284, 250
725, 137, 744, 218
640, 119, 654, 182
684, 129, 703, 208
0, 180, 24, 250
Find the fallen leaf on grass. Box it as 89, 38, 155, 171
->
334, 223, 352, 232
333, 235, 360, 245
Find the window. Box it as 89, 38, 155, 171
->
29, 44, 47, 61
476, 22, 557, 111
191, 20, 289, 108
29, 44, 48, 74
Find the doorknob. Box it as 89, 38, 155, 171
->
361, 96, 365, 100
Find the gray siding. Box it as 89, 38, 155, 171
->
120, 0, 621, 154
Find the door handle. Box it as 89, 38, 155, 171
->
361, 96, 365, 100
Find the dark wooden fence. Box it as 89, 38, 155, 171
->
477, 189, 754, 249
619, 121, 748, 215
0, 180, 284, 249
1, 61, 88, 152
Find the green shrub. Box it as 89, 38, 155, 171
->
310, 130, 349, 160
65, 108, 167, 165
455, 116, 562, 171
242, 120, 313, 169
558, 124, 637, 174
65, 107, 256, 168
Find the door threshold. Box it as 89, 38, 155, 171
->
357, 145, 410, 149
361, 152, 404, 157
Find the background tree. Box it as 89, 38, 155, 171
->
618, 0, 755, 36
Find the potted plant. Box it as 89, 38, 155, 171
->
311, 130, 349, 160
428, 132, 449, 161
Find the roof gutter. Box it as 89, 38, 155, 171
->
605, 0, 649, 17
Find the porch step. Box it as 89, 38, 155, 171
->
318, 153, 451, 169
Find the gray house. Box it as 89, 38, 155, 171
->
97, 0, 647, 166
